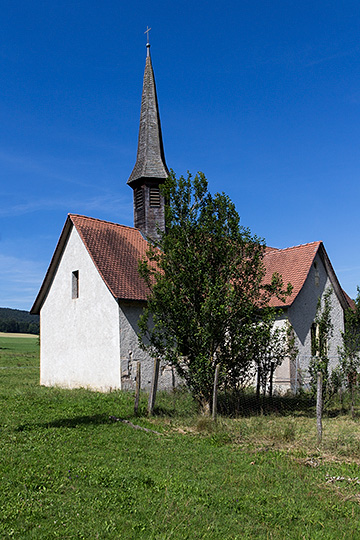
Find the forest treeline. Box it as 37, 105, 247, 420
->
0, 308, 39, 334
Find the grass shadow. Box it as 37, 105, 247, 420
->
217, 391, 317, 418
152, 405, 178, 417
16, 414, 112, 431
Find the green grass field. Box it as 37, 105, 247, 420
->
1, 334, 360, 539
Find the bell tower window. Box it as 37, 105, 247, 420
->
135, 188, 144, 209
127, 45, 169, 239
149, 186, 161, 207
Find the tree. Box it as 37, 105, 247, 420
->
138, 171, 291, 410
309, 287, 333, 398
338, 287, 360, 418
254, 318, 295, 403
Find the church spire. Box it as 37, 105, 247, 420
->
127, 37, 169, 241
127, 39, 169, 187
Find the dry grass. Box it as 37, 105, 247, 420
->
0, 332, 38, 338
149, 406, 360, 465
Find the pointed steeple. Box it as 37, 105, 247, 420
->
127, 42, 169, 187
128, 40, 169, 241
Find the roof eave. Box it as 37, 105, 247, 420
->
116, 297, 147, 305
30, 215, 74, 314
264, 241, 322, 309
318, 243, 350, 312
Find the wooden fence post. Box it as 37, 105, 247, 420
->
269, 361, 275, 399
212, 364, 220, 422
134, 361, 141, 415
316, 371, 323, 445
148, 358, 160, 416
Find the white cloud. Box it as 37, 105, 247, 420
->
0, 253, 45, 310
337, 266, 360, 274
0, 150, 95, 188
0, 194, 132, 218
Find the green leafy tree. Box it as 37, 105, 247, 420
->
0, 308, 39, 334
309, 287, 333, 397
138, 171, 291, 410
338, 287, 360, 418
254, 318, 296, 403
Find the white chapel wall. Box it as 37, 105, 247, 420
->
272, 313, 291, 389
40, 227, 121, 391
275, 252, 345, 391
119, 303, 178, 391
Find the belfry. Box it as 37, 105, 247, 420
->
127, 37, 169, 241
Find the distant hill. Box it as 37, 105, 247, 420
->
0, 308, 39, 334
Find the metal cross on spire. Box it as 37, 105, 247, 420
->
145, 26, 151, 56
144, 26, 151, 44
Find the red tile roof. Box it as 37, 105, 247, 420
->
342, 290, 356, 312
31, 215, 351, 315
263, 242, 321, 307
31, 214, 151, 313
70, 215, 150, 301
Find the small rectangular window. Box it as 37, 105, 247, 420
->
314, 263, 320, 287
72, 270, 79, 299
311, 323, 316, 356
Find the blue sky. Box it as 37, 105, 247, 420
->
1, 0, 360, 310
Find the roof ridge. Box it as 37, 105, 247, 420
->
265, 240, 322, 254
69, 213, 139, 232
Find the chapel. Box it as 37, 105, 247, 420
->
31, 41, 354, 392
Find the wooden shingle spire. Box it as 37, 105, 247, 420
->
127, 38, 169, 241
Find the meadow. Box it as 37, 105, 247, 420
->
1, 334, 360, 539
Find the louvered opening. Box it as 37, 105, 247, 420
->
135, 188, 144, 209
149, 187, 161, 207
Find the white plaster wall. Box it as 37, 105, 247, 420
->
276, 252, 345, 390
324, 287, 345, 375
119, 303, 178, 390
272, 314, 292, 389
40, 227, 121, 391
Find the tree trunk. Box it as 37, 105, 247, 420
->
201, 399, 211, 416
256, 365, 261, 406
134, 361, 141, 415
339, 386, 344, 413
148, 358, 160, 416
316, 371, 323, 445
269, 361, 275, 398
262, 373, 267, 413
351, 380, 355, 420
212, 364, 220, 422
